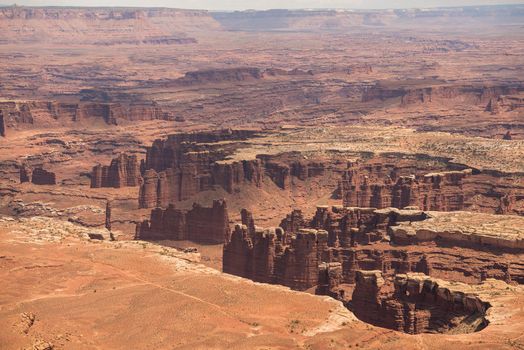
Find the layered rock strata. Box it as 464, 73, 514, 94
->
0, 100, 166, 127
224, 205, 524, 290
340, 167, 470, 211
30, 167, 56, 185
136, 200, 230, 244
91, 153, 141, 188
223, 210, 328, 290
138, 131, 341, 208
352, 271, 490, 334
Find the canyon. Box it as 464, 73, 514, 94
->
0, 4, 523, 349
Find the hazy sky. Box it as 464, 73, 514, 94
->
5, 0, 524, 10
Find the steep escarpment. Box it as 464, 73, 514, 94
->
224, 205, 524, 291
362, 81, 523, 107
138, 130, 344, 208
223, 219, 327, 290
90, 153, 141, 188
136, 199, 230, 244
352, 271, 490, 334
338, 159, 524, 215
0, 100, 167, 129
0, 6, 220, 44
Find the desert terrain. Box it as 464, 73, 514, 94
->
0, 4, 523, 349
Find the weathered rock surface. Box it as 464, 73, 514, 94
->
30, 168, 56, 185
352, 271, 490, 334
0, 100, 167, 128
0, 112, 5, 137
223, 213, 328, 290
90, 153, 141, 188
136, 199, 230, 244
225, 205, 524, 290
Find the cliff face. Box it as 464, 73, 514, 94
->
362, 82, 523, 107
0, 112, 5, 137
223, 210, 327, 291
138, 131, 337, 208
0, 100, 167, 128
339, 165, 470, 211
337, 161, 523, 215
136, 200, 230, 244
0, 7, 218, 45
31, 167, 56, 185
224, 205, 524, 291
91, 153, 141, 188
352, 271, 490, 334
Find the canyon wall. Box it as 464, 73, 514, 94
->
30, 167, 56, 185
138, 130, 341, 208
224, 205, 524, 290
136, 200, 230, 244
362, 82, 523, 107
351, 271, 490, 334
223, 209, 328, 290
0, 100, 167, 128
338, 161, 524, 215
91, 153, 141, 188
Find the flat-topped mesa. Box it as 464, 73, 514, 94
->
389, 210, 524, 251
31, 167, 56, 185
178, 67, 264, 85
91, 153, 142, 188
283, 206, 524, 285
139, 129, 261, 208
352, 271, 490, 334
136, 199, 230, 244
138, 132, 340, 208
340, 167, 471, 212
0, 100, 166, 128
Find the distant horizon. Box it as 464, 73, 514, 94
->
2, 1, 523, 11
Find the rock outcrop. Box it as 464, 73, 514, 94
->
352, 271, 490, 334
91, 153, 141, 188
136, 200, 230, 244
224, 205, 524, 290
223, 211, 328, 290
138, 131, 339, 208
362, 81, 522, 107
0, 112, 5, 137
19, 166, 30, 183
30, 168, 56, 185
340, 166, 471, 211
0, 100, 167, 128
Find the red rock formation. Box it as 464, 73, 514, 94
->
352, 271, 490, 334
0, 100, 167, 128
139, 130, 263, 208
31, 167, 56, 185
340, 165, 470, 211
19, 166, 30, 183
0, 112, 5, 137
178, 68, 264, 85
136, 200, 230, 244
362, 81, 522, 106
227, 205, 524, 293
91, 153, 141, 188
224, 209, 328, 291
